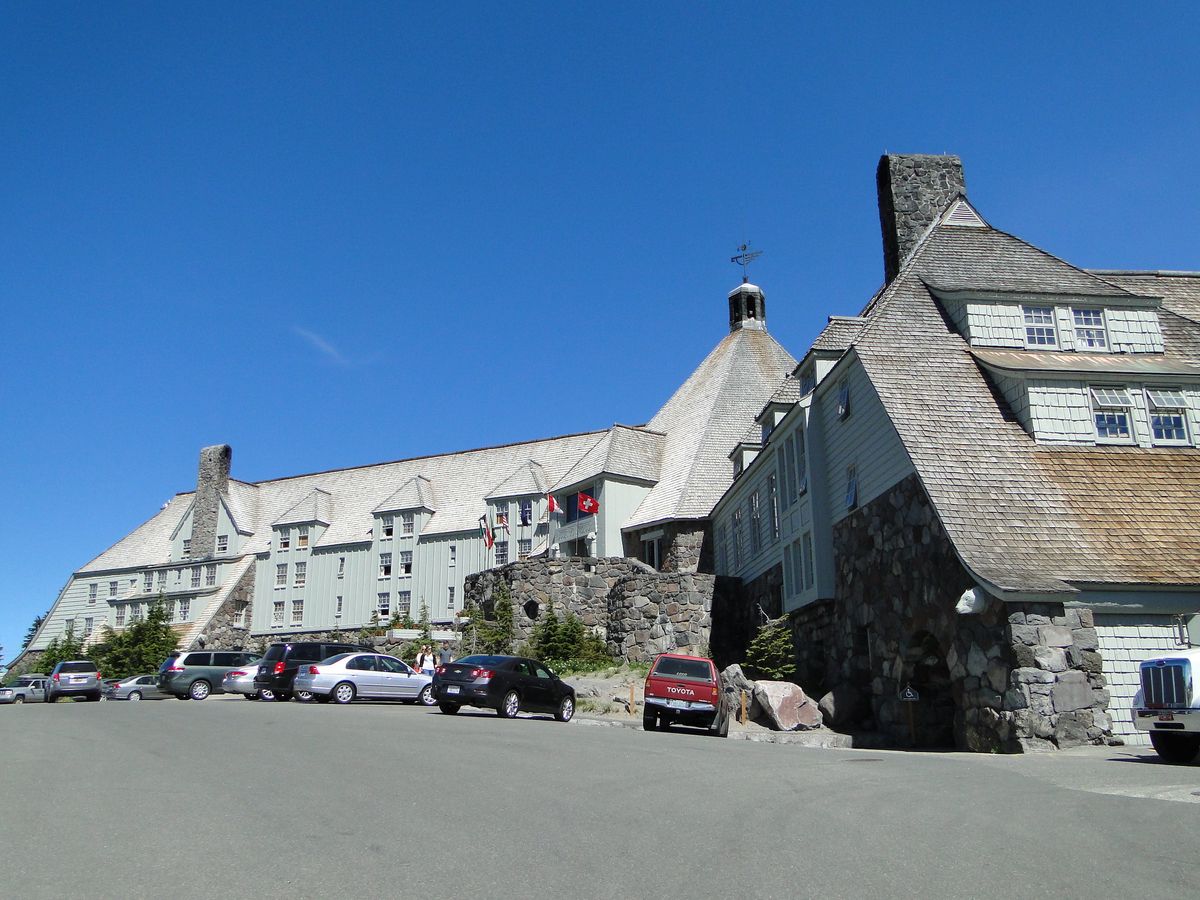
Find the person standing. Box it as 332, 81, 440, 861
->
420, 644, 436, 677
438, 641, 453, 666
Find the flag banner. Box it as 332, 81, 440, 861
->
497, 513, 510, 534
547, 494, 563, 515
478, 515, 494, 548
578, 492, 600, 515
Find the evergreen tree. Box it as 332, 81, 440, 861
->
37, 626, 88, 674
89, 597, 180, 679
743, 619, 797, 681
22, 612, 46, 650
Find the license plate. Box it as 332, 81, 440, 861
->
446, 686, 460, 695
71, 676, 86, 684
665, 699, 688, 709
1158, 713, 1175, 721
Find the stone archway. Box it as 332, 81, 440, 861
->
901, 631, 956, 748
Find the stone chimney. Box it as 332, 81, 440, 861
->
877, 154, 966, 284
192, 444, 231, 559
728, 282, 766, 333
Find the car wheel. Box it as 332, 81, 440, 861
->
1149, 731, 1200, 764
332, 682, 356, 705
128, 691, 142, 702
498, 690, 520, 718
295, 690, 314, 702
188, 680, 211, 701
259, 689, 276, 702
438, 703, 460, 715
417, 684, 436, 706
555, 695, 575, 723
13, 696, 23, 704
642, 709, 657, 731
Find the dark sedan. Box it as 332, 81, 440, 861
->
431, 654, 575, 722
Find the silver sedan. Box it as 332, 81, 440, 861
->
294, 653, 436, 705
222, 667, 275, 701
103, 674, 166, 701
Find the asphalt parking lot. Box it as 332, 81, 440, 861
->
3, 696, 1199, 899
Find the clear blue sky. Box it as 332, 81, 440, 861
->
2, 3, 1198, 661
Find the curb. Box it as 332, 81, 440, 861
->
572, 714, 851, 747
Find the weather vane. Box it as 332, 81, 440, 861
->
731, 242, 763, 283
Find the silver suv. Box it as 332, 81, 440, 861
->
47, 661, 103, 702
158, 650, 262, 700
0, 675, 48, 704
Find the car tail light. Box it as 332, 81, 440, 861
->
307, 666, 320, 675
96, 672, 102, 680
435, 665, 445, 675
471, 668, 494, 680
228, 671, 246, 678
273, 662, 285, 675
168, 665, 185, 672
53, 673, 60, 682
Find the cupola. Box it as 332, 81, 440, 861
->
729, 282, 766, 332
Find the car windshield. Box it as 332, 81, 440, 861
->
58, 662, 96, 674
652, 657, 713, 681
157, 656, 179, 673
454, 655, 510, 667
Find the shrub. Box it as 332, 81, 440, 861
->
89, 598, 180, 680
743, 619, 797, 681
527, 610, 612, 671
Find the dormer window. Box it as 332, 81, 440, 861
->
1023, 306, 1057, 347
1147, 388, 1189, 445
1072, 308, 1108, 351
182, 538, 191, 558
382, 515, 394, 539
836, 379, 851, 419
1090, 386, 1133, 442
279, 529, 290, 551
799, 369, 816, 396
297, 526, 309, 549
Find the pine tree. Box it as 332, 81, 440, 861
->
22, 612, 46, 650
743, 619, 797, 681
89, 597, 180, 679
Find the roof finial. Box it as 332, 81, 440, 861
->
731, 242, 762, 283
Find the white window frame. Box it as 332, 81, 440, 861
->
84, 617, 94, 636
1023, 305, 1058, 348
380, 552, 392, 578
217, 534, 229, 553
448, 586, 455, 609
337, 556, 346, 578
397, 590, 412, 615
276, 563, 288, 588
294, 561, 307, 588
89, 584, 97, 604
109, 580, 118, 597
496, 541, 509, 565
519, 498, 533, 526
178, 597, 190, 621
377, 592, 391, 619
156, 570, 166, 591
115, 605, 126, 627
335, 595, 343, 617
291, 598, 303, 624
400, 551, 412, 575
518, 538, 532, 560
205, 564, 216, 587
749, 492, 762, 556
449, 545, 457, 567
272, 601, 284, 625
297, 526, 309, 549
836, 379, 851, 419
278, 528, 290, 551
382, 515, 394, 539
401, 512, 414, 535
1146, 387, 1190, 446
1071, 307, 1108, 351
143, 572, 153, 593
182, 538, 191, 558
190, 567, 201, 589
1090, 385, 1134, 443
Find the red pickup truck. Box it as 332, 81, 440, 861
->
643, 653, 730, 737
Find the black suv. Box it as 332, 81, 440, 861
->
255, 641, 369, 701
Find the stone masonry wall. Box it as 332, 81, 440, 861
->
191, 445, 231, 558
606, 571, 713, 662
622, 522, 714, 574
877, 154, 965, 283
796, 473, 1110, 752
198, 563, 256, 651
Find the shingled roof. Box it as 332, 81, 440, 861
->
850, 221, 1200, 593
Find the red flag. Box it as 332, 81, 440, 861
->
547, 494, 562, 515
578, 492, 600, 515
478, 515, 494, 549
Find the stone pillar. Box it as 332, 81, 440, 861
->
877, 154, 965, 283
192, 444, 231, 559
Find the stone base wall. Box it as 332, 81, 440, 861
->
607, 572, 713, 662
790, 473, 1110, 752
198, 564, 256, 651
622, 522, 713, 574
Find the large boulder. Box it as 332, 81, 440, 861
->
720, 664, 757, 722
818, 683, 866, 731
751, 681, 823, 731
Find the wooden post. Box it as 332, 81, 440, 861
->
629, 682, 636, 716
739, 690, 748, 725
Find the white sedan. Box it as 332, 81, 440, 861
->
294, 653, 436, 705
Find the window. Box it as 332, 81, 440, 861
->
641, 536, 661, 570
109, 580, 118, 597
164, 600, 175, 622
519, 499, 532, 526
217, 534, 228, 553
377, 592, 390, 618
380, 552, 392, 578
297, 526, 309, 549
732, 508, 744, 567
272, 601, 284, 625
518, 539, 532, 560
382, 515, 394, 539
1147, 388, 1190, 445
836, 379, 851, 419
337, 556, 345, 578
205, 564, 216, 587
1023, 305, 1057, 347
156, 570, 166, 591
178, 598, 190, 621
89, 584, 97, 604
794, 432, 808, 495
767, 474, 780, 540
279, 528, 290, 550
84, 617, 94, 636
143, 572, 153, 593
276, 563, 288, 587
495, 541, 509, 565
749, 492, 762, 556
565, 486, 596, 522
782, 436, 797, 506
115, 605, 126, 627
448, 587, 455, 609
335, 595, 343, 617
397, 590, 411, 615
175, 568, 182, 582
235, 601, 248, 628
801, 532, 815, 590
845, 465, 858, 510
291, 599, 303, 624
449, 545, 456, 567
400, 551, 412, 574
1072, 308, 1108, 350
1090, 386, 1133, 442
799, 369, 817, 396
294, 561, 307, 587
401, 512, 414, 535
130, 604, 142, 623
191, 567, 201, 589
182, 538, 191, 558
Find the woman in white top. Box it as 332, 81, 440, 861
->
420, 645, 436, 676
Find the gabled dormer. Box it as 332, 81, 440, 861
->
373, 476, 436, 540
272, 488, 333, 552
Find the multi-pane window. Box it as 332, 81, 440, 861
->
519, 499, 533, 526
291, 599, 303, 624
109, 581, 118, 597
377, 592, 391, 618
84, 617, 94, 637
382, 515, 394, 539
217, 534, 229, 553
191, 567, 201, 589
64, 618, 75, 636
794, 432, 808, 495
279, 528, 291, 550
273, 601, 284, 625
156, 570, 166, 591
845, 465, 858, 510
749, 492, 762, 556
164, 600, 176, 623
836, 379, 851, 419
178, 598, 190, 621
1072, 308, 1107, 350
297, 526, 309, 549
89, 584, 97, 604
448, 587, 455, 609
294, 562, 307, 587
767, 474, 780, 540
401, 512, 414, 535
276, 563, 288, 587
495, 541, 509, 565
781, 436, 797, 507
1147, 388, 1189, 444
337, 556, 345, 578
449, 545, 456, 567
400, 551, 412, 574
143, 572, 153, 593
235, 601, 248, 628
182, 538, 191, 558
205, 565, 217, 587
518, 539, 532, 560
335, 595, 344, 616
130, 604, 142, 622
1023, 306, 1057, 347
115, 605, 126, 627
732, 508, 744, 567
1090, 386, 1133, 441
397, 590, 412, 615
380, 553, 393, 578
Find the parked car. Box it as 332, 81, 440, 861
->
0, 675, 48, 704
221, 668, 275, 701
254, 641, 369, 702
431, 654, 575, 721
157, 650, 262, 700
1131, 648, 1200, 763
642, 653, 729, 737
103, 674, 165, 701
46, 661, 103, 703
294, 652, 436, 705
